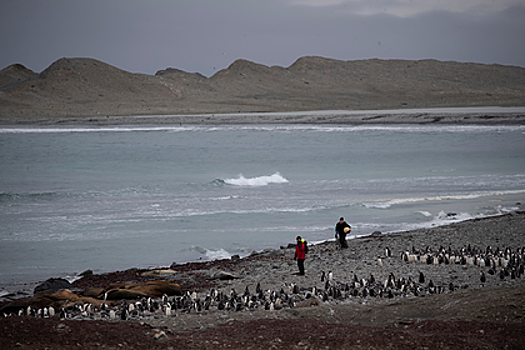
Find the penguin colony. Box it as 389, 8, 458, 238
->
3, 244, 524, 321
401, 244, 525, 282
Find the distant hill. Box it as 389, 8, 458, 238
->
1, 56, 524, 122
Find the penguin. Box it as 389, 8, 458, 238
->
293, 284, 300, 294
320, 270, 325, 282
235, 302, 243, 312
385, 247, 392, 257
203, 298, 212, 311
426, 255, 433, 265
419, 272, 425, 284
195, 300, 202, 312
480, 271, 486, 284
328, 271, 333, 282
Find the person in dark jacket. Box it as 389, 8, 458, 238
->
294, 236, 307, 275
335, 217, 351, 249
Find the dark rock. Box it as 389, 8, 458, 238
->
34, 278, 73, 296
79, 269, 93, 277
213, 271, 239, 280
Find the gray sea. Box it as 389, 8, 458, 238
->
1, 120, 525, 291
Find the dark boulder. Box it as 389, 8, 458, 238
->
34, 278, 73, 296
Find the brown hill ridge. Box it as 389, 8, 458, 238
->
0, 56, 524, 123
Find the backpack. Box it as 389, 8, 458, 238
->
304, 240, 309, 254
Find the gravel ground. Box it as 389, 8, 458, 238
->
1, 212, 525, 349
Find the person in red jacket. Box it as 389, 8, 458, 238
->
294, 236, 307, 275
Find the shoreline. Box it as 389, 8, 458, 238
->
2, 106, 525, 126
1, 210, 523, 297
2, 211, 524, 297
1, 212, 524, 349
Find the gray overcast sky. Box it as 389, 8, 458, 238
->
1, 0, 525, 77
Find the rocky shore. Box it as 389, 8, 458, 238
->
2, 212, 525, 349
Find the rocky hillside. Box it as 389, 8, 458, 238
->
1, 56, 524, 121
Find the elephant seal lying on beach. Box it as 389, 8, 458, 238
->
103, 281, 182, 300
79, 281, 183, 301
1, 281, 182, 315
0, 289, 119, 315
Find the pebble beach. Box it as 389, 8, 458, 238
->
2, 212, 525, 349
163, 211, 525, 316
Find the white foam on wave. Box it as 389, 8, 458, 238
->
223, 173, 289, 186
0, 126, 188, 134
362, 189, 525, 209
205, 248, 233, 260
3, 122, 523, 135
187, 245, 237, 261
382, 206, 521, 235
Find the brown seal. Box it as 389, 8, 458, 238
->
104, 281, 182, 300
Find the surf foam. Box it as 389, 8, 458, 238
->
223, 173, 289, 186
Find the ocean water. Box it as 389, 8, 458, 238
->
1, 122, 525, 291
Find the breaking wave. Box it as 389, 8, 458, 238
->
222, 173, 289, 187
362, 189, 525, 209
